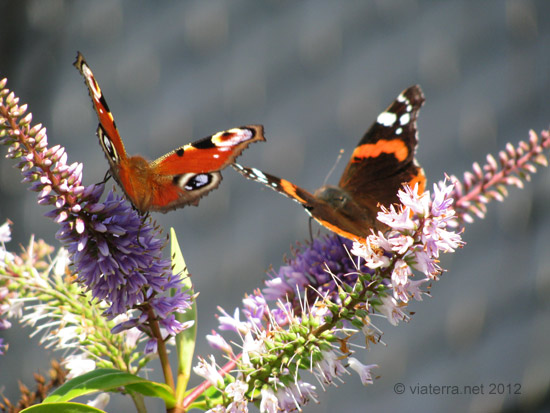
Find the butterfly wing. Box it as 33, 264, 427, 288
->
142, 126, 265, 212
142, 169, 224, 212
151, 126, 265, 174
338, 85, 426, 209
232, 164, 367, 240
73, 52, 127, 173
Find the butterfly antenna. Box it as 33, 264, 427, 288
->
322, 149, 345, 186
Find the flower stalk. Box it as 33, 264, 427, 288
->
450, 130, 550, 224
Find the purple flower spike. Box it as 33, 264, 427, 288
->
264, 235, 358, 307
0, 78, 193, 343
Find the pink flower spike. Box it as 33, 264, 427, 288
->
397, 183, 430, 216
351, 234, 390, 269
206, 331, 233, 354
406, 277, 430, 301
431, 181, 455, 217
348, 358, 377, 386
378, 295, 407, 326
193, 355, 224, 387
260, 387, 278, 413
377, 204, 416, 232
388, 234, 414, 255
391, 260, 412, 302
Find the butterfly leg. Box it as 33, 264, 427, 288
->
98, 170, 112, 185
308, 216, 314, 243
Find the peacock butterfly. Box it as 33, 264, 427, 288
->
74, 52, 264, 213
232, 85, 426, 241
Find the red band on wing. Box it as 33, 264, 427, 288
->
154, 146, 234, 174
153, 126, 264, 175
351, 139, 409, 162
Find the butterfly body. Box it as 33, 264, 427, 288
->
74, 52, 264, 213
233, 85, 426, 241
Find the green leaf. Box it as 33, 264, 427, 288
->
44, 369, 175, 407
21, 402, 106, 413
170, 228, 198, 402
186, 385, 224, 411
126, 381, 176, 405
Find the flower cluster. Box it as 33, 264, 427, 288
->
188, 181, 461, 412
356, 182, 462, 308
263, 235, 356, 307
449, 129, 550, 225
0, 78, 192, 351
0, 218, 148, 377
192, 126, 550, 411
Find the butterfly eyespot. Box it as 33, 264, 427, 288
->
173, 173, 214, 191
186, 174, 210, 190
212, 128, 254, 147
97, 125, 119, 164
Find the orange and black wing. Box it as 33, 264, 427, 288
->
74, 52, 128, 172
339, 85, 426, 208
151, 126, 264, 174
145, 126, 265, 211
232, 164, 366, 240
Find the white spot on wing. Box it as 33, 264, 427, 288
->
396, 128, 403, 135
377, 111, 397, 127
214, 128, 253, 146
399, 113, 410, 126
250, 168, 268, 184
82, 65, 102, 100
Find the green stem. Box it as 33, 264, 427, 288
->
148, 306, 175, 390
129, 390, 147, 413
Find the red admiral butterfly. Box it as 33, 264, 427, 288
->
74, 52, 265, 213
233, 85, 426, 241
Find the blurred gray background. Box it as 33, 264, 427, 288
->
1, 1, 549, 412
